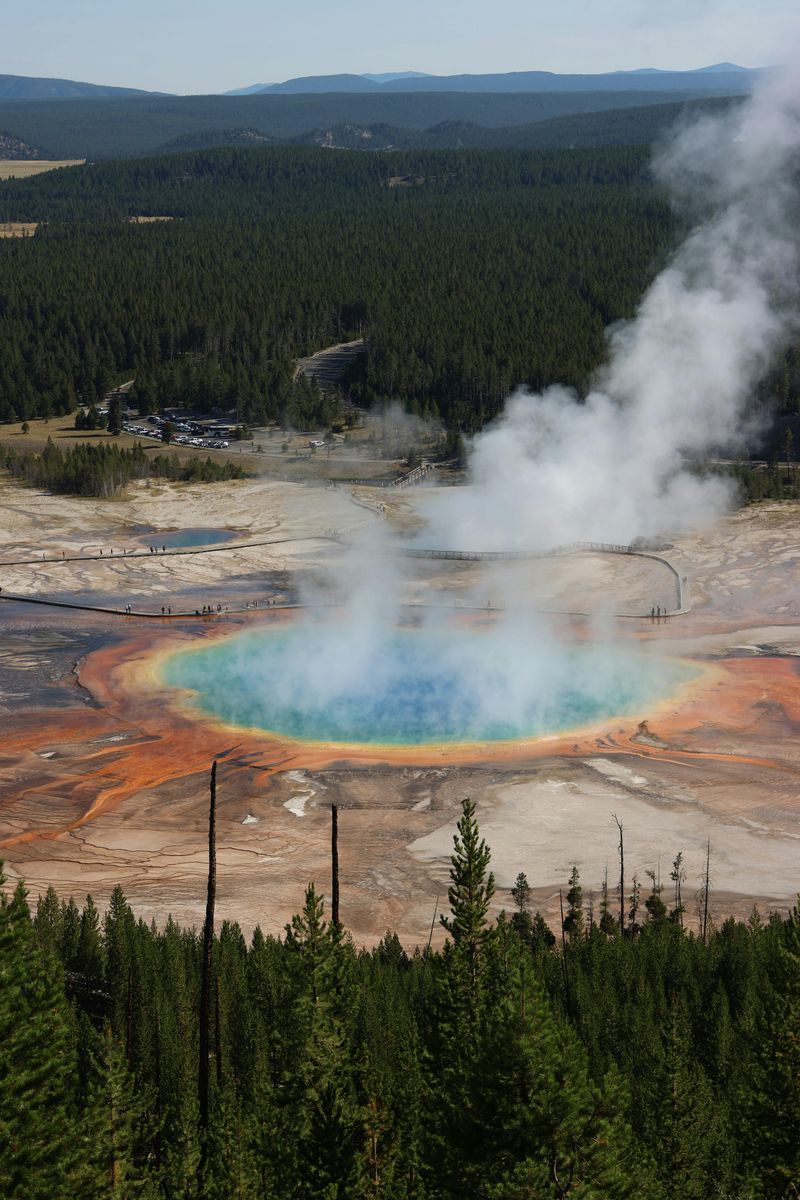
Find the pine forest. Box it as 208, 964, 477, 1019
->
1, 145, 797, 447
2, 790, 799, 1199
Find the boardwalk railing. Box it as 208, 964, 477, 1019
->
400, 541, 689, 616
1, 529, 690, 622
393, 462, 435, 488
336, 461, 435, 490
400, 540, 635, 561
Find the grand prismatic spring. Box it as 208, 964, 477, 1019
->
160, 621, 698, 746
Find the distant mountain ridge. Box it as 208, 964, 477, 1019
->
0, 74, 164, 101
223, 83, 276, 96
362, 72, 432, 83
1, 65, 758, 103
251, 64, 761, 96
262, 74, 381, 95
610, 62, 749, 76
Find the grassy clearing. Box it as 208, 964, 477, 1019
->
0, 221, 38, 238
0, 159, 84, 180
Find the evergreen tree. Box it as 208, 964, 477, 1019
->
653, 1001, 731, 1200
77, 893, 105, 978
60, 894, 82, 967
563, 865, 584, 942
0, 871, 86, 1199
283, 885, 365, 1198
84, 1025, 160, 1199
511, 871, 531, 916
599, 867, 618, 937
5, 819, 800, 1197
34, 884, 64, 955
645, 870, 668, 926
510, 871, 535, 943
745, 901, 800, 1195
475, 933, 656, 1199
107, 393, 124, 436
440, 797, 496, 987
628, 875, 642, 937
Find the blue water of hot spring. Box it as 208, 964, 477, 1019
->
161, 624, 695, 747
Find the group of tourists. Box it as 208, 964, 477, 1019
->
120, 599, 282, 618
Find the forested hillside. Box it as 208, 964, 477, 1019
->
3, 797, 799, 1198
0, 128, 41, 158
181, 97, 736, 154
0, 142, 795, 443
0, 89, 733, 159
0, 144, 673, 433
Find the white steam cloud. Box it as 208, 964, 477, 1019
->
424, 64, 800, 552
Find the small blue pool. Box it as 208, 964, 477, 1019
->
138, 528, 239, 549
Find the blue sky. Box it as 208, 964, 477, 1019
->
2, 0, 797, 94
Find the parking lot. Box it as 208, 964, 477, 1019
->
123, 415, 230, 450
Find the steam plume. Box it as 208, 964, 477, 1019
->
425, 65, 800, 553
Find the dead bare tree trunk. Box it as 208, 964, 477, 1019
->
418, 892, 441, 1022
331, 803, 340, 929
198, 761, 217, 1166
701, 839, 711, 944
613, 813, 625, 936
426, 893, 440, 954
